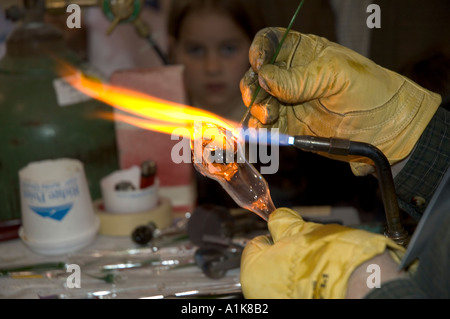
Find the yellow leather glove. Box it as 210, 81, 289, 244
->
240, 28, 441, 175
240, 207, 405, 299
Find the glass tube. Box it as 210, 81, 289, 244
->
192, 122, 275, 221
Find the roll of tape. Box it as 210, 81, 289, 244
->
94, 197, 173, 236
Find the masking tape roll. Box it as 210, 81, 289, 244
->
93, 197, 173, 236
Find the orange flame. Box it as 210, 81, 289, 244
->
58, 63, 239, 140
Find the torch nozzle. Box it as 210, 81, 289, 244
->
288, 135, 351, 155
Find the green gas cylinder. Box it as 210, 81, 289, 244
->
0, 8, 119, 224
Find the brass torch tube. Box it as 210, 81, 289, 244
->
292, 135, 410, 247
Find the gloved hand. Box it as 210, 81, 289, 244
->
240, 28, 441, 175
240, 207, 405, 299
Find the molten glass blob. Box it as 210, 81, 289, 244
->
192, 122, 275, 221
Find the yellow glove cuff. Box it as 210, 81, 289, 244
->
240, 208, 405, 299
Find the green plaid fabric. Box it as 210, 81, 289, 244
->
394, 107, 450, 220
365, 278, 427, 299
365, 106, 450, 299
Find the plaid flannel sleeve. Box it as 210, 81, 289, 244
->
365, 107, 450, 299
394, 106, 450, 220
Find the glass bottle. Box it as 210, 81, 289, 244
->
192, 123, 275, 221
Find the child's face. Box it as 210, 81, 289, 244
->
172, 9, 251, 116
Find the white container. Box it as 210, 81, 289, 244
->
18, 158, 99, 255
100, 166, 159, 214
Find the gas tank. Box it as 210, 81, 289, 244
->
0, 20, 119, 223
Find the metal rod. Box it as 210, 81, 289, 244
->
145, 35, 170, 65
237, 0, 306, 129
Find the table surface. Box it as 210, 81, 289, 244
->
0, 234, 242, 299
0, 205, 366, 299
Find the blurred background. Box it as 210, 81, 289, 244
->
1, 0, 449, 239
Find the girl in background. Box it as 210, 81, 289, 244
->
167, 0, 264, 123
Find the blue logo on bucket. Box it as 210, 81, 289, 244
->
29, 202, 73, 221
